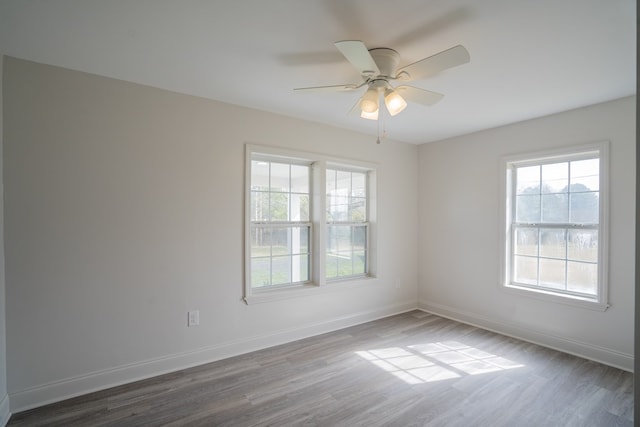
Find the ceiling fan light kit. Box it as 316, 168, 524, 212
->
360, 109, 378, 120
360, 87, 379, 113
384, 88, 407, 116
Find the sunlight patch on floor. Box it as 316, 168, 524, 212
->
356, 341, 524, 384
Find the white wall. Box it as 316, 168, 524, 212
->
418, 96, 635, 370
0, 55, 10, 426
3, 57, 419, 411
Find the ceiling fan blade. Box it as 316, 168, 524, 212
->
294, 83, 360, 92
347, 98, 361, 116
395, 86, 444, 106
397, 45, 469, 80
334, 40, 381, 77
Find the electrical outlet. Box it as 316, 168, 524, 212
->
188, 310, 199, 327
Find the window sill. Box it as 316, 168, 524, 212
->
243, 276, 375, 305
501, 283, 609, 312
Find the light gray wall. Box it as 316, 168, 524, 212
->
418, 96, 635, 370
0, 54, 9, 426
3, 57, 420, 411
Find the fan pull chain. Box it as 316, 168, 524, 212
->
382, 115, 387, 141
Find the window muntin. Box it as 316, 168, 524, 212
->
502, 143, 608, 310
250, 159, 311, 289
326, 168, 369, 279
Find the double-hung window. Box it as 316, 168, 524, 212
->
249, 157, 311, 288
501, 142, 609, 310
326, 168, 369, 280
245, 145, 375, 303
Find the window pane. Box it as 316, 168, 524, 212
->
251, 257, 270, 288
328, 225, 351, 252
353, 225, 367, 250
270, 227, 290, 255
327, 226, 337, 254
336, 170, 351, 193
271, 256, 291, 285
292, 226, 309, 255
327, 195, 348, 221
541, 193, 568, 223
514, 227, 538, 256
541, 162, 568, 194
290, 193, 309, 221
516, 194, 540, 223
540, 228, 566, 259
326, 252, 338, 279
514, 255, 537, 285
570, 159, 599, 191
352, 172, 366, 197
251, 160, 270, 191
539, 258, 566, 290
568, 230, 598, 262
290, 164, 309, 193
270, 163, 290, 192
570, 192, 598, 223
325, 194, 334, 208
337, 253, 354, 277
270, 193, 289, 221
291, 254, 309, 283
567, 261, 597, 295
251, 227, 271, 257
349, 197, 366, 222
516, 166, 540, 194
326, 169, 336, 193
353, 250, 366, 275
250, 191, 269, 221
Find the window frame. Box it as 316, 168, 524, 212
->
499, 142, 609, 311
244, 144, 377, 304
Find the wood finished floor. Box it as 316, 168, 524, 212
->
9, 311, 633, 427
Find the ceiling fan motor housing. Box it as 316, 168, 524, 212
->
368, 48, 400, 78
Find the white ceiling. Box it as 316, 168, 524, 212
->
0, 0, 636, 144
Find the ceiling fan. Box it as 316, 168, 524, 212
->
294, 40, 470, 120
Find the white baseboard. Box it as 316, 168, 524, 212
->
10, 300, 417, 413
418, 300, 633, 372
0, 394, 10, 427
